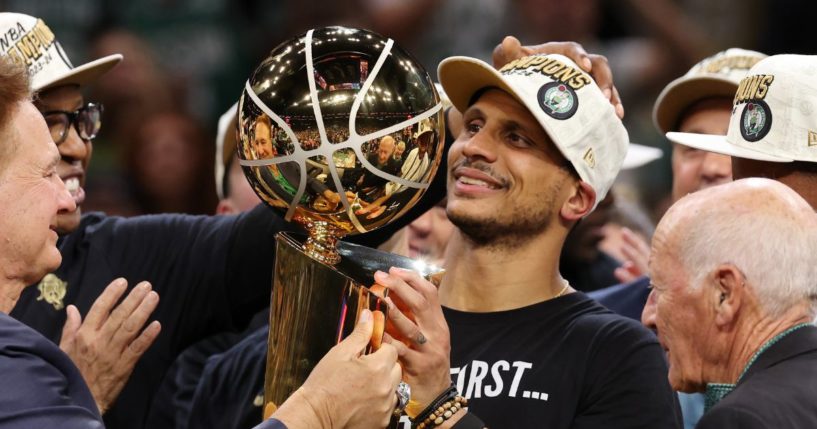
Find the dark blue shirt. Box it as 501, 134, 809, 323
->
0, 312, 102, 428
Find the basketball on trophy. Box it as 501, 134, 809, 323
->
237, 26, 445, 245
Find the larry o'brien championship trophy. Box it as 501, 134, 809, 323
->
236, 26, 445, 421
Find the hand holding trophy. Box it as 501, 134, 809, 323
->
235, 26, 445, 423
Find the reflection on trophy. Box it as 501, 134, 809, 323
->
235, 26, 445, 419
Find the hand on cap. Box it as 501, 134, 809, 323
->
492, 36, 624, 118
59, 278, 161, 414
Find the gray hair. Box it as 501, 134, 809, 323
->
679, 198, 817, 319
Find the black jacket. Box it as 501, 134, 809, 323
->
697, 325, 817, 428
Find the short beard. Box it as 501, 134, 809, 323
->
447, 177, 564, 251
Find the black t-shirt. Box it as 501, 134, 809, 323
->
194, 292, 681, 429
443, 292, 682, 429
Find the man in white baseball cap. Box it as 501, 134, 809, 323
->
0, 13, 121, 232
594, 48, 767, 315
590, 48, 767, 314
655, 48, 768, 203
373, 53, 681, 428
667, 54, 817, 208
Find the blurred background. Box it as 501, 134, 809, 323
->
4, 0, 815, 222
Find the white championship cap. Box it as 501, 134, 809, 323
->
667, 55, 817, 163
653, 48, 767, 134
438, 54, 629, 210
0, 12, 122, 91
215, 103, 239, 200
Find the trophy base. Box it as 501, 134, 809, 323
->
263, 232, 443, 422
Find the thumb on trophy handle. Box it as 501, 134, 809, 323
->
338, 309, 375, 357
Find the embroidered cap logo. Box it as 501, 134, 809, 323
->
537, 81, 578, 120
740, 100, 772, 142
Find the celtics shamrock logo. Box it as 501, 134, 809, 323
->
740, 100, 772, 142
538, 82, 579, 120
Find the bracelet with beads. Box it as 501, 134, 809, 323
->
410, 385, 457, 425
414, 395, 468, 428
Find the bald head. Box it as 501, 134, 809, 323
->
663, 177, 814, 229
656, 178, 817, 317
377, 136, 395, 165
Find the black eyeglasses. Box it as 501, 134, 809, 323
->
42, 103, 104, 145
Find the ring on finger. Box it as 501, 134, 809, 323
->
394, 381, 411, 416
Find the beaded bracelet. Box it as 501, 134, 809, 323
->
411, 384, 468, 429
414, 395, 468, 429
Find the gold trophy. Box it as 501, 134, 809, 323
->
235, 26, 445, 419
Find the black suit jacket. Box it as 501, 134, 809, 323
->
697, 325, 817, 428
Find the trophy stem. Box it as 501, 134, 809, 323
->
303, 221, 343, 265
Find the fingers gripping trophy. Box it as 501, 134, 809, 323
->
236, 26, 445, 420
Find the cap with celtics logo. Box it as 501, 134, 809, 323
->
653, 48, 767, 134
667, 54, 817, 163
0, 12, 122, 91
438, 54, 628, 210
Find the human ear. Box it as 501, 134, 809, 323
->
712, 264, 745, 327
560, 181, 596, 221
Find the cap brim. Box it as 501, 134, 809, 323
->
666, 131, 793, 162
35, 54, 123, 91
438, 56, 518, 115
622, 143, 663, 170
653, 76, 739, 134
